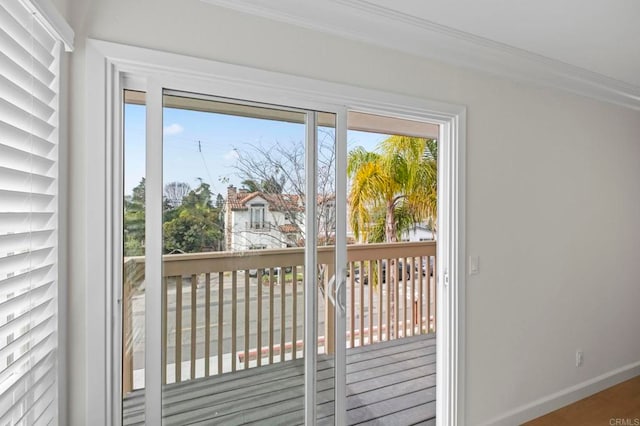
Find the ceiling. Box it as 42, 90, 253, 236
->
203, 0, 640, 109
368, 0, 640, 87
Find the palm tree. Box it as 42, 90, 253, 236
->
347, 136, 437, 243
348, 136, 437, 338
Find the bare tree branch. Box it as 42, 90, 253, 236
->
164, 181, 191, 208
232, 131, 337, 245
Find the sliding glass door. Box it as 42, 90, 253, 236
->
122, 85, 347, 425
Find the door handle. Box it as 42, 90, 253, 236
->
335, 275, 346, 315
326, 274, 337, 307
334, 268, 346, 315
326, 271, 346, 314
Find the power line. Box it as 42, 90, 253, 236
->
197, 140, 216, 190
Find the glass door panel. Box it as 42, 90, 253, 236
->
160, 92, 311, 424
125, 85, 347, 424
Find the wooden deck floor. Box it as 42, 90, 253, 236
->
123, 334, 436, 425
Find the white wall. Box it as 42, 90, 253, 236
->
401, 226, 434, 242
50, 0, 69, 18
64, 0, 640, 424
229, 208, 290, 251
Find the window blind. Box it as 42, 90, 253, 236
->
0, 1, 63, 423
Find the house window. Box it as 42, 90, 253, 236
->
0, 2, 72, 423
250, 204, 265, 229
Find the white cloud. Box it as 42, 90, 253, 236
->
224, 149, 239, 161
163, 123, 184, 136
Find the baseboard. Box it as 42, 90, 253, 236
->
478, 361, 640, 426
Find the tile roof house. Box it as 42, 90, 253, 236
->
224, 185, 304, 251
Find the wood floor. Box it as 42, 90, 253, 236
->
524, 375, 640, 426
123, 333, 436, 425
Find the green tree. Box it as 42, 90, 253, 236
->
163, 180, 224, 253
163, 209, 222, 253
347, 136, 437, 243
241, 175, 285, 194
181, 178, 213, 209
367, 205, 415, 243
124, 178, 146, 256
240, 179, 260, 192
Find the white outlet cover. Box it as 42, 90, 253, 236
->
469, 256, 479, 275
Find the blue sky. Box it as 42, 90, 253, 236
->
124, 104, 390, 196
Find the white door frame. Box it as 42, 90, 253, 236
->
85, 38, 466, 426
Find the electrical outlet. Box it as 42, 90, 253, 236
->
469, 256, 480, 275
576, 350, 583, 367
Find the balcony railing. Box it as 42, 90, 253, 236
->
244, 221, 276, 231
122, 241, 436, 395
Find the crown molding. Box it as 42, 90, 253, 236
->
202, 0, 640, 110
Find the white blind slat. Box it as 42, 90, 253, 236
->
0, 306, 51, 352
0, 188, 54, 201
0, 312, 55, 374
0, 246, 54, 279
0, 97, 55, 140
0, 189, 55, 214
0, 230, 54, 255
0, 335, 55, 412
0, 212, 54, 235
0, 165, 54, 194
0, 50, 56, 104
0, 73, 55, 122
0, 297, 53, 338
0, 4, 54, 69
0, 265, 54, 300
0, 120, 55, 157
0, 348, 55, 408
2, 374, 55, 426
26, 379, 56, 426
0, 142, 55, 174
0, 281, 53, 325
0, 0, 57, 52
0, 27, 55, 86
0, 350, 55, 421
0, 31, 55, 93
0, 2, 62, 422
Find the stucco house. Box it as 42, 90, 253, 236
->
224, 185, 304, 251
400, 224, 435, 242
